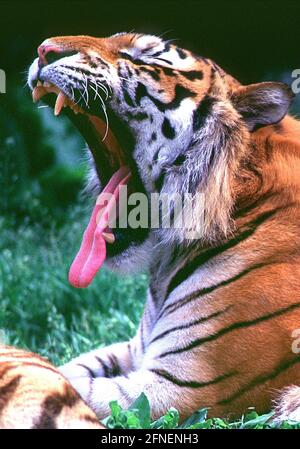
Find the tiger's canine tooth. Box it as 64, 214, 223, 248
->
54, 91, 66, 116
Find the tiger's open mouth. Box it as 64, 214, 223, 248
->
31, 80, 148, 288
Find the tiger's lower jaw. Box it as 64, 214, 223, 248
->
105, 238, 154, 275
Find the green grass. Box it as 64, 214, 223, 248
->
0, 203, 147, 365
1, 203, 300, 429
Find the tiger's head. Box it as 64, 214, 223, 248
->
28, 32, 293, 286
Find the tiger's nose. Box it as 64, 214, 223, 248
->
37, 44, 61, 67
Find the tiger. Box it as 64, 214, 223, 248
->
24, 32, 300, 424
0, 345, 103, 428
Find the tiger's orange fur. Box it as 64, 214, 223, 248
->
23, 32, 300, 424
0, 346, 103, 428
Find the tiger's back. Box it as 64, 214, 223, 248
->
0, 345, 103, 429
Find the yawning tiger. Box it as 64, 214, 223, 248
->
23, 32, 300, 424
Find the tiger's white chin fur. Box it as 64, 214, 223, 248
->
105, 238, 154, 275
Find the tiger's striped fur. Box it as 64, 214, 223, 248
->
0, 346, 103, 428
26, 33, 300, 423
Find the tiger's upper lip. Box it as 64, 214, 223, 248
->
31, 78, 127, 170
32, 80, 85, 116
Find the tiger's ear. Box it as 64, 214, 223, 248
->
231, 81, 294, 131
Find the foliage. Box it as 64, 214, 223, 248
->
0, 80, 86, 224
103, 393, 300, 429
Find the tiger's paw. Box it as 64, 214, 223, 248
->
273, 386, 300, 424
59, 363, 93, 403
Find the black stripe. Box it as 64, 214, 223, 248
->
161, 262, 272, 319
234, 190, 280, 218
95, 356, 111, 378
265, 135, 273, 161
120, 52, 160, 67
0, 375, 21, 415
127, 343, 133, 364
150, 50, 164, 58
123, 89, 135, 107
176, 48, 187, 59
182, 70, 203, 81
126, 111, 148, 121
120, 52, 135, 63
140, 319, 145, 353
95, 56, 110, 69
150, 368, 237, 388
94, 355, 123, 378
0, 360, 62, 377
139, 66, 160, 81
172, 154, 186, 166
150, 132, 157, 142
115, 381, 130, 399
0, 365, 14, 378
154, 57, 173, 65
61, 65, 94, 78
162, 117, 176, 139
149, 282, 159, 304
161, 66, 177, 77
135, 82, 197, 112
152, 146, 161, 163
77, 363, 95, 379
107, 354, 122, 377
126, 65, 134, 78
150, 307, 231, 344
154, 170, 166, 192
82, 414, 101, 424
165, 206, 287, 301
192, 95, 215, 131
83, 54, 101, 69
211, 62, 226, 76
33, 386, 80, 429
218, 355, 300, 406
239, 146, 264, 190
158, 301, 300, 359
167, 245, 183, 268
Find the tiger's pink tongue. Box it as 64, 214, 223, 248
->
69, 166, 131, 288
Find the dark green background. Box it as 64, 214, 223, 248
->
1, 0, 300, 218
1, 0, 300, 80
